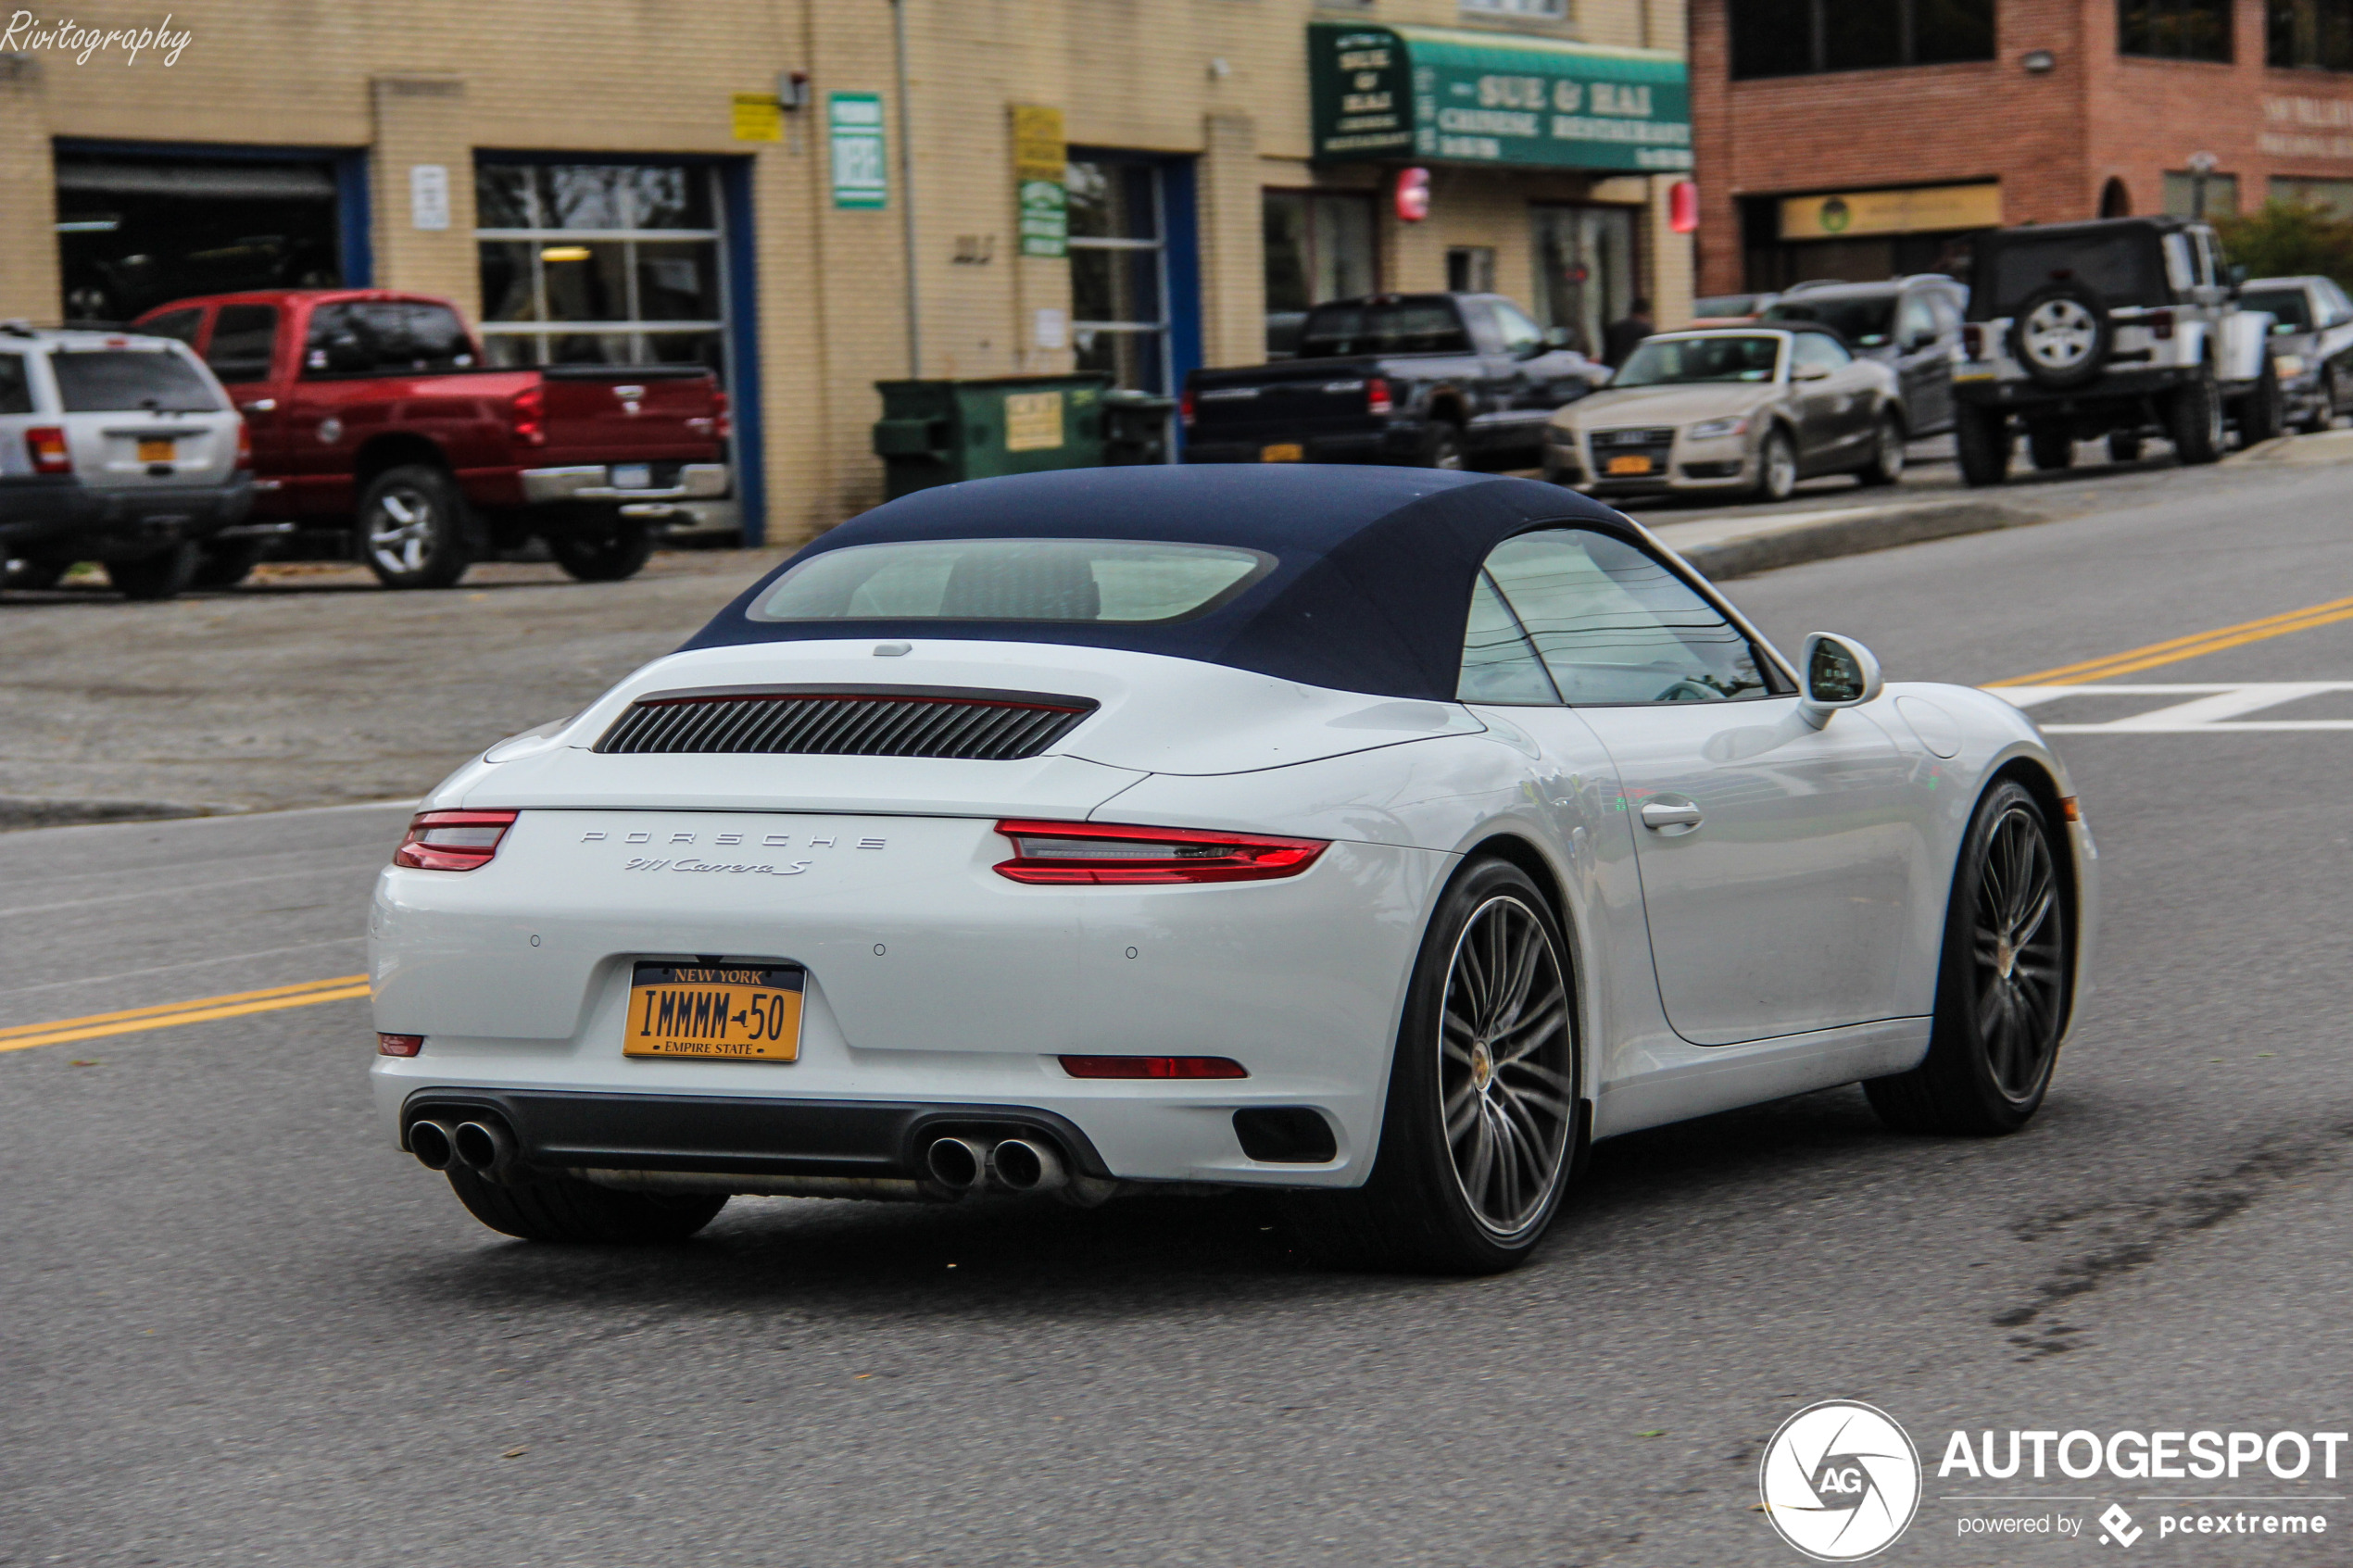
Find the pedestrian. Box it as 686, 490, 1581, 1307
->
1604, 297, 1655, 368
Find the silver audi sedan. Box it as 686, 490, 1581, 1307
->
1544, 326, 1907, 505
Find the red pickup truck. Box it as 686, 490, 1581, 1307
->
131, 290, 729, 588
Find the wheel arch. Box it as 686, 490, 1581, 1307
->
1425, 385, 1470, 428
354, 433, 454, 492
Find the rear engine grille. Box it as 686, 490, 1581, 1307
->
596, 687, 1096, 760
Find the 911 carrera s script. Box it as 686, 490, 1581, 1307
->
621, 857, 816, 876
623, 961, 804, 1061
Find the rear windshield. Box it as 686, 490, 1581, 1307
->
2241, 288, 2313, 331
750, 539, 1276, 624
305, 301, 477, 377
1763, 295, 1893, 346
48, 348, 222, 413
1980, 234, 2166, 316
1299, 299, 1472, 358
1612, 335, 1781, 387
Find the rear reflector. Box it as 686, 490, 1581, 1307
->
377, 1033, 423, 1057
1061, 1055, 1248, 1080
392, 809, 519, 872
992, 820, 1328, 884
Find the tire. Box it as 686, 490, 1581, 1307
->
2329, 363, 2351, 423
546, 518, 654, 583
444, 1165, 727, 1245
105, 541, 200, 601
2026, 422, 2075, 471
1954, 401, 2011, 487
2107, 431, 2145, 464
2168, 365, 2225, 466
1417, 421, 1466, 470
2237, 356, 2285, 445
3, 557, 69, 592
1282, 859, 1580, 1273
1856, 410, 1906, 485
2008, 280, 2111, 391
190, 537, 264, 590
1754, 427, 1798, 502
359, 463, 472, 589
1866, 780, 2070, 1136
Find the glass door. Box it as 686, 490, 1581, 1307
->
1068, 158, 1171, 393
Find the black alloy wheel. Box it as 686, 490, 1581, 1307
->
2168, 366, 2225, 465
106, 541, 200, 601
359, 463, 472, 589
2026, 423, 2075, 471
1867, 780, 2070, 1135
1284, 859, 1580, 1273
1856, 410, 1906, 485
547, 518, 655, 583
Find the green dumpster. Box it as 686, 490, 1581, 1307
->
1101, 390, 1178, 466
872, 373, 1111, 499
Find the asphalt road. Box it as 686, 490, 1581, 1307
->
6, 458, 2353, 1566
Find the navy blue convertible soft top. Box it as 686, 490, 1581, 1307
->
683, 466, 1633, 702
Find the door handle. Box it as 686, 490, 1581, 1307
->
239, 399, 278, 414
1640, 801, 1704, 831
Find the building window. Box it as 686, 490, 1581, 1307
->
2162, 169, 2241, 215
1070, 158, 1174, 392
2120, 0, 2234, 61
1730, 0, 1995, 78
1530, 205, 1636, 358
2269, 0, 2353, 68
1263, 190, 1378, 358
2274, 174, 2353, 213
474, 161, 725, 370
1448, 245, 1498, 292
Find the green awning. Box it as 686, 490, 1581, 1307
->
1309, 21, 1691, 175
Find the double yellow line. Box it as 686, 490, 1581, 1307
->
1990, 594, 2353, 686
0, 974, 371, 1055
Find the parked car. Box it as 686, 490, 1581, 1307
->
1182, 293, 1610, 470
130, 291, 730, 589
1690, 291, 1779, 326
1543, 325, 1906, 504
1949, 217, 2282, 483
2239, 274, 2353, 433
1762, 275, 1967, 434
0, 321, 254, 599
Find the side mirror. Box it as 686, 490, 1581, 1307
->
1797, 633, 1882, 727
1793, 362, 1832, 382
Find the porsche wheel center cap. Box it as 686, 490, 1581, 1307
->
1994, 937, 2016, 980
1470, 1043, 1493, 1090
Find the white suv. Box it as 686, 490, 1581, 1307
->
0, 322, 254, 599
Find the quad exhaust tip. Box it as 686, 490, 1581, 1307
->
409, 1119, 459, 1171
922, 1135, 1070, 1194
925, 1136, 991, 1192
988, 1137, 1067, 1194
452, 1119, 517, 1178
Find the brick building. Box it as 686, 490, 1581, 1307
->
1691, 0, 2353, 296
0, 0, 1694, 546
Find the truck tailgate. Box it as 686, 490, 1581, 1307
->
538, 367, 722, 464
1190, 361, 1384, 442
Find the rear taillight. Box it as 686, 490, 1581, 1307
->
510, 383, 545, 448
1960, 324, 1984, 360
992, 820, 1328, 885
2146, 308, 2175, 340
1178, 386, 1195, 429
1366, 376, 1393, 416
377, 1033, 423, 1057
393, 809, 518, 872
25, 426, 70, 475
1061, 1055, 1249, 1080
233, 421, 253, 470
712, 387, 732, 442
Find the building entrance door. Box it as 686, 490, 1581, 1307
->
1530, 205, 1637, 361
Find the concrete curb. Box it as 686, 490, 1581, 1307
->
1675, 499, 2047, 582
0, 796, 237, 833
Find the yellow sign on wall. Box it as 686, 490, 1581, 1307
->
1004, 391, 1065, 451
1011, 104, 1066, 181
733, 93, 785, 143
1779, 182, 2003, 242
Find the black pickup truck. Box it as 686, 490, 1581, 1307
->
1181, 293, 1610, 469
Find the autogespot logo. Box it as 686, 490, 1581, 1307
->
1761, 1400, 1924, 1562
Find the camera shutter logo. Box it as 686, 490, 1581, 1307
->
1759, 1400, 1921, 1561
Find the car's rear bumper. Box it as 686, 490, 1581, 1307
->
1953, 366, 2199, 410
0, 473, 252, 555
519, 461, 731, 506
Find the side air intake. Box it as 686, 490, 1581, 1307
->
594, 686, 1096, 761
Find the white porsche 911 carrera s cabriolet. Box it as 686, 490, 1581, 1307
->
370, 466, 2095, 1273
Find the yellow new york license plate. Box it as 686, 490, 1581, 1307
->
1605, 454, 1654, 475
1261, 443, 1303, 462
137, 438, 175, 463
623, 961, 803, 1061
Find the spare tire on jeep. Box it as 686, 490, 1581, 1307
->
2009, 280, 2112, 392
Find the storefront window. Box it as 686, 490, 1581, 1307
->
1530, 206, 1635, 359
2269, 0, 2353, 69
1263, 191, 1378, 358
473, 161, 724, 370
1069, 158, 1172, 392
2120, 0, 2235, 61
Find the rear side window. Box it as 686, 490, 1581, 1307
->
0, 353, 31, 416
48, 348, 223, 413
206, 305, 280, 382
305, 302, 477, 378
750, 538, 1277, 624
1299, 299, 1472, 357
1481, 529, 1769, 705
1457, 573, 1558, 705
1986, 234, 2167, 315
